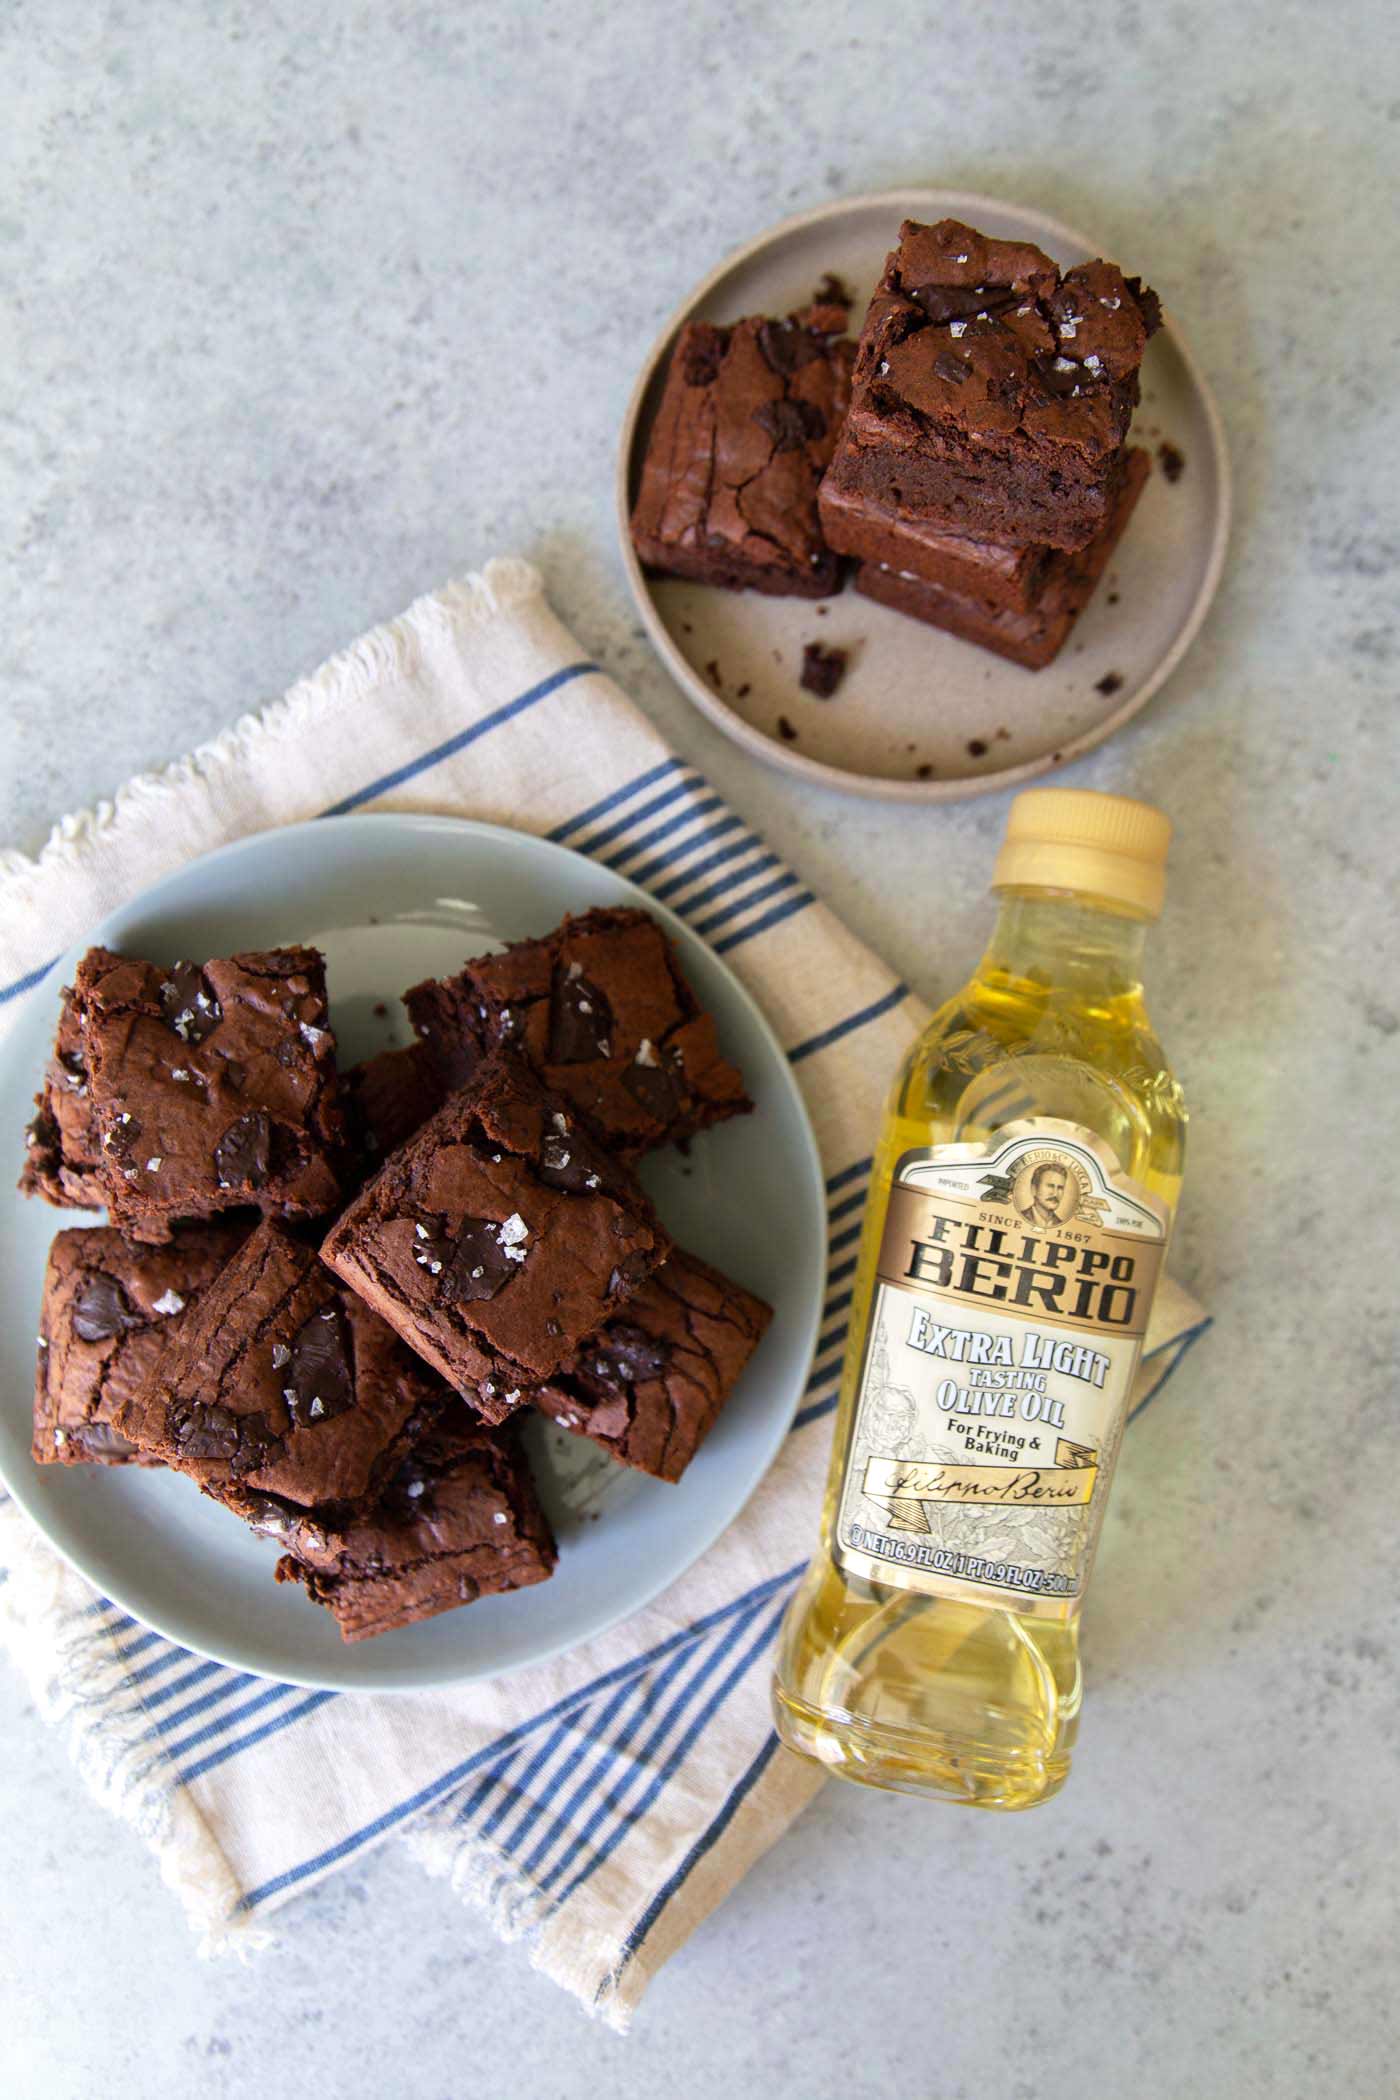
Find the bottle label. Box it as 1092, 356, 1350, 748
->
832, 1120, 1169, 1620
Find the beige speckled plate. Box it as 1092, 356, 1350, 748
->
617, 189, 1230, 803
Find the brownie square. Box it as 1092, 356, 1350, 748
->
113, 1219, 443, 1520
405, 907, 752, 1159
535, 1247, 771, 1483
74, 945, 344, 1241
829, 218, 1160, 550
269, 1405, 557, 1642
321, 1051, 672, 1421
19, 984, 107, 1210
630, 302, 855, 598
33, 1220, 251, 1465
854, 447, 1151, 670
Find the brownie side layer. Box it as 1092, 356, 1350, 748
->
19, 984, 107, 1210
535, 1247, 772, 1483
853, 446, 1151, 670
832, 218, 1160, 550
33, 1220, 252, 1465
114, 1219, 442, 1518
405, 906, 752, 1158
270, 1406, 557, 1642
630, 303, 855, 598
77, 945, 344, 1239
321, 1051, 672, 1419
818, 472, 1058, 612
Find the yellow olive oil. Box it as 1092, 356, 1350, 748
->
773, 790, 1187, 1809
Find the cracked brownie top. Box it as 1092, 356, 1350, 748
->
71, 944, 345, 1239
33, 1219, 252, 1466
321, 1050, 672, 1413
268, 1404, 557, 1642
630, 298, 855, 598
113, 1218, 444, 1519
852, 218, 1159, 460
536, 1246, 772, 1483
405, 907, 752, 1159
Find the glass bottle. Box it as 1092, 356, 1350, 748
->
772, 788, 1187, 1809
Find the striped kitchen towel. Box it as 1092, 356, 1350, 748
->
0, 559, 1210, 2029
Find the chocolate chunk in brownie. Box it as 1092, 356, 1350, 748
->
113, 1219, 443, 1520
341, 1042, 445, 1186
19, 984, 107, 1210
828, 219, 1160, 550
630, 306, 855, 598
32, 1220, 252, 1465
267, 1405, 556, 1641
321, 1051, 672, 1420
72, 945, 344, 1240
404, 907, 752, 1159
534, 1247, 771, 1483
852, 447, 1151, 671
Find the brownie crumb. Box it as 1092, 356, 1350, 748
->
800, 642, 848, 698
372, 1002, 389, 1018
1157, 441, 1185, 484
1107, 591, 1120, 605
705, 659, 723, 689
777, 715, 799, 742
966, 738, 988, 758
915, 763, 935, 779
814, 271, 852, 309
1095, 671, 1125, 697
736, 682, 751, 699
815, 605, 828, 616
681, 621, 693, 635
996, 727, 1010, 741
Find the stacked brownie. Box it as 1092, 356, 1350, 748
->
629, 218, 1161, 675
21, 910, 772, 1643
821, 218, 1159, 668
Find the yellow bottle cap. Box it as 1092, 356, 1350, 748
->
992, 787, 1172, 920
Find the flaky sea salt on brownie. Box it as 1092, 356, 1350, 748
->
113, 1219, 443, 1520
76, 945, 344, 1240
269, 1405, 557, 1642
630, 300, 855, 598
405, 907, 752, 1159
828, 218, 1160, 550
19, 984, 107, 1210
33, 1220, 251, 1465
321, 1051, 672, 1422
535, 1247, 772, 1483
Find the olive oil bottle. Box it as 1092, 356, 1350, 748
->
773, 788, 1186, 1809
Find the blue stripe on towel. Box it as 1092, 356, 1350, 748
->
318, 662, 600, 816
611, 1731, 782, 1983
548, 758, 685, 843
237, 1566, 805, 1911
534, 1589, 777, 1901
789, 982, 910, 1065
713, 889, 815, 955
549, 1593, 792, 1910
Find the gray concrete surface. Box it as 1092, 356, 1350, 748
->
2, 4, 1397, 2096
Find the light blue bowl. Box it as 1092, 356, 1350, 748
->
0, 815, 825, 1691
